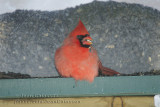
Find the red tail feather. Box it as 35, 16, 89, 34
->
99, 61, 120, 76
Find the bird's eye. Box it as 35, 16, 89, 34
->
85, 34, 89, 37
77, 34, 90, 40
77, 35, 82, 40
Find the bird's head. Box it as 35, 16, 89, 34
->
69, 20, 93, 48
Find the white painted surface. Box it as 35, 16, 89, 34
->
154, 95, 160, 107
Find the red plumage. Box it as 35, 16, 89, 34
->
54, 20, 119, 82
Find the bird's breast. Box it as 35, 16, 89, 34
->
63, 45, 97, 61
55, 45, 99, 82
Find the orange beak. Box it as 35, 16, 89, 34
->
82, 37, 93, 45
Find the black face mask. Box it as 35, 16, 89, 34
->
77, 34, 91, 48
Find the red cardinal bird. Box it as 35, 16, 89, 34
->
54, 20, 119, 82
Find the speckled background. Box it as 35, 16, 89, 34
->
0, 1, 160, 77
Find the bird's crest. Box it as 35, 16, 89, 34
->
70, 20, 89, 36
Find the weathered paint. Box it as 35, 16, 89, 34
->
0, 76, 160, 98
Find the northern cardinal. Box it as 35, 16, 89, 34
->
54, 20, 120, 82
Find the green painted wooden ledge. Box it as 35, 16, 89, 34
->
0, 76, 160, 99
